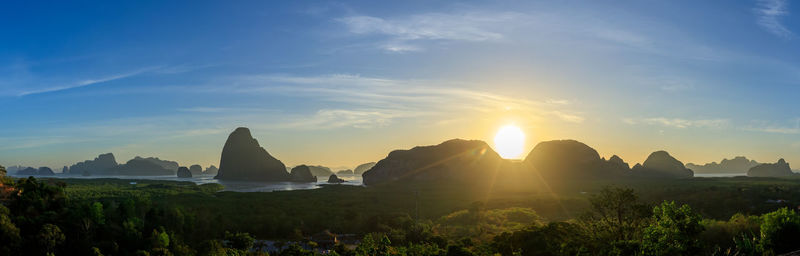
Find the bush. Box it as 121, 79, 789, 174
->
641, 201, 704, 256
759, 207, 800, 254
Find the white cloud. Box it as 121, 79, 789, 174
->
744, 119, 800, 134
221, 73, 585, 125
15, 66, 159, 96
593, 28, 652, 49
546, 99, 571, 105
755, 0, 793, 38
625, 117, 730, 129
337, 11, 522, 52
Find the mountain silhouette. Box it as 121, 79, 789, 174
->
354, 162, 377, 175
109, 158, 174, 176
632, 151, 693, 178
524, 140, 630, 179
686, 156, 759, 174
15, 167, 55, 176
289, 165, 317, 182
328, 174, 345, 183
362, 139, 503, 185
68, 153, 119, 175
189, 164, 203, 175
306, 165, 334, 177
747, 159, 794, 177
204, 165, 219, 175
336, 169, 354, 175
177, 166, 192, 178
132, 156, 179, 171
214, 127, 293, 181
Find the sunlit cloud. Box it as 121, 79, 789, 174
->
226, 73, 585, 124
545, 99, 571, 105
264, 109, 426, 130
755, 0, 792, 38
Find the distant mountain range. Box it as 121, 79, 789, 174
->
7, 127, 796, 182
209, 127, 797, 184
686, 156, 759, 174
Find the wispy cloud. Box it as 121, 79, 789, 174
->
755, 0, 793, 38
626, 117, 800, 135
177, 107, 280, 114
624, 117, 730, 129
337, 11, 523, 52
0, 136, 99, 151
16, 66, 158, 96
214, 73, 585, 126
743, 119, 800, 134
266, 109, 424, 130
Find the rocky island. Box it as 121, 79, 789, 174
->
747, 159, 795, 177
632, 151, 694, 178
214, 127, 306, 182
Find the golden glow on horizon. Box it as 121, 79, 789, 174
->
494, 125, 526, 159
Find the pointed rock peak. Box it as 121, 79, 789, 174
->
778, 158, 786, 164
215, 127, 290, 181
609, 155, 625, 163
232, 127, 253, 136
648, 150, 672, 158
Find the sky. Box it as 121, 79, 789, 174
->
1, 0, 799, 171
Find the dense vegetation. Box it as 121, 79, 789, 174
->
4, 165, 800, 255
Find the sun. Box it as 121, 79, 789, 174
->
494, 125, 526, 159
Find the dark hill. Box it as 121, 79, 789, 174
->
68, 153, 118, 175
289, 165, 317, 182
214, 127, 290, 181
336, 169, 354, 175
189, 165, 203, 175
133, 156, 180, 171
362, 139, 504, 185
328, 174, 345, 183
354, 162, 377, 175
177, 166, 192, 178
747, 159, 794, 177
632, 151, 693, 178
110, 158, 175, 176
204, 165, 219, 175
524, 140, 630, 179
687, 156, 759, 174
16, 167, 54, 176
306, 165, 334, 177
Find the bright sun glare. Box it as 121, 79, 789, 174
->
494, 125, 526, 159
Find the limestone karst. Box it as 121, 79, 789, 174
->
363, 139, 504, 185
214, 127, 292, 181
177, 166, 193, 178
747, 159, 794, 177
632, 151, 694, 178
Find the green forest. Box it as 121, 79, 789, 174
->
3, 165, 800, 256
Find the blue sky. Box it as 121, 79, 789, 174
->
1, 0, 799, 170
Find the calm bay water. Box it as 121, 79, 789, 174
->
8, 173, 364, 192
